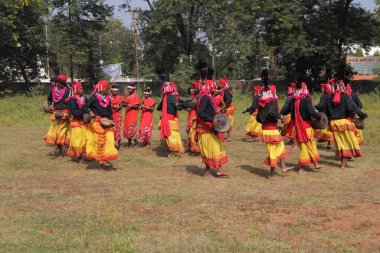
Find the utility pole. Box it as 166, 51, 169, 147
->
68, 0, 74, 83
45, 22, 49, 77
126, 8, 142, 78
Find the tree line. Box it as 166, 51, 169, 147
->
0, 0, 379, 92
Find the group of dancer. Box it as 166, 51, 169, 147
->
43, 68, 367, 178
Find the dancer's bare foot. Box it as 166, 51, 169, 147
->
203, 169, 214, 179
216, 168, 228, 177
298, 168, 307, 173
167, 152, 174, 158
281, 166, 294, 173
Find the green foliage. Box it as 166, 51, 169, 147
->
355, 48, 364, 57
0, 0, 48, 90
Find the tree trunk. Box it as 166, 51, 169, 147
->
19, 63, 31, 93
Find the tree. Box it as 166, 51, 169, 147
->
0, 0, 48, 91
49, 0, 113, 84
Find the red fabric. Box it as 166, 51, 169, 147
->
294, 99, 310, 143
160, 94, 171, 139
187, 109, 197, 131
333, 92, 341, 105
97, 80, 109, 91
72, 80, 82, 93
262, 123, 277, 130
140, 97, 155, 143
111, 95, 123, 142
219, 78, 228, 87
56, 75, 68, 83
123, 93, 140, 139
345, 83, 352, 95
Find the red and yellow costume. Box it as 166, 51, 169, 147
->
110, 93, 123, 144
280, 83, 321, 166
185, 83, 200, 153
139, 96, 155, 145
85, 81, 118, 162
67, 81, 88, 158
219, 78, 236, 128
244, 85, 262, 139
196, 80, 228, 169
44, 75, 71, 146
257, 85, 287, 168
158, 84, 184, 154
123, 85, 140, 141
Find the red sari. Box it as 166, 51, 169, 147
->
111, 95, 123, 143
123, 93, 140, 140
139, 97, 155, 144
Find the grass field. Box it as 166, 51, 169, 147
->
0, 94, 380, 252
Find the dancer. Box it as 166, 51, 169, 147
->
184, 84, 200, 153
67, 81, 88, 161
345, 83, 364, 145
110, 84, 123, 149
44, 75, 71, 157
157, 82, 185, 157
326, 79, 366, 168
86, 80, 118, 168
256, 71, 293, 179
281, 80, 322, 172
139, 87, 155, 147
123, 83, 140, 147
219, 78, 235, 141
196, 80, 228, 178
242, 85, 262, 141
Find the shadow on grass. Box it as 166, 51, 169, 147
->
239, 165, 269, 178
185, 165, 205, 177
152, 142, 170, 157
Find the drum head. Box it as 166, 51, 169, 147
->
354, 118, 365, 129
83, 113, 91, 123
100, 118, 114, 128
311, 112, 328, 129
213, 114, 231, 133
55, 112, 64, 119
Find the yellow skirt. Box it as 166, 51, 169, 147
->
186, 121, 200, 153
166, 118, 185, 153
226, 106, 235, 127
262, 129, 286, 168
67, 121, 87, 158
298, 128, 320, 166
198, 132, 228, 169
244, 115, 262, 138
314, 127, 334, 142
86, 120, 118, 162
330, 119, 362, 158
357, 129, 364, 145
44, 113, 70, 146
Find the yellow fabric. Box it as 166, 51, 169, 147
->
198, 132, 228, 169
298, 128, 320, 166
67, 122, 86, 158
262, 129, 286, 168
165, 118, 184, 153
314, 127, 334, 142
85, 120, 118, 162
331, 119, 362, 158
44, 113, 70, 146
244, 115, 262, 137
187, 120, 200, 152
228, 114, 234, 127
357, 129, 364, 145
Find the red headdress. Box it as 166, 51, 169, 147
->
205, 80, 217, 93
72, 80, 83, 94
219, 78, 228, 87
127, 82, 136, 90
97, 80, 109, 92
56, 75, 68, 84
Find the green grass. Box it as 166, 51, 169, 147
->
0, 93, 380, 252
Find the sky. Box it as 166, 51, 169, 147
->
106, 0, 378, 27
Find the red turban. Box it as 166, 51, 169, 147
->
253, 85, 262, 92
206, 80, 217, 93
219, 78, 228, 87
72, 80, 83, 93
97, 80, 109, 91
